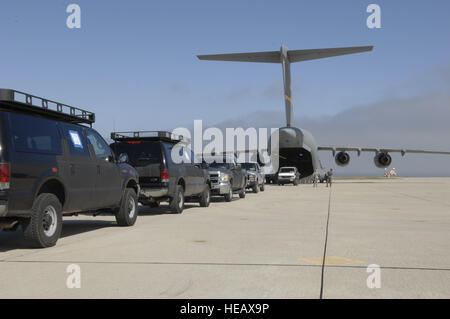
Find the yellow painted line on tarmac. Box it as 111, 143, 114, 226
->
300, 256, 364, 266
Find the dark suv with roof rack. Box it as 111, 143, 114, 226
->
110, 131, 211, 214
0, 89, 140, 248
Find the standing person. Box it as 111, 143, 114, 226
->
326, 169, 333, 187
313, 170, 319, 188
389, 167, 397, 177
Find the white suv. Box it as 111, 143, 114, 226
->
277, 167, 300, 186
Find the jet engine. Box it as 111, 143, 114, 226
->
335, 152, 350, 167
374, 152, 392, 168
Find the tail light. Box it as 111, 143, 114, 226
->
0, 163, 10, 190
161, 169, 169, 183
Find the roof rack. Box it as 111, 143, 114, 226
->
0, 89, 95, 125
111, 131, 191, 144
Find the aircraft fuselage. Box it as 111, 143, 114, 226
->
269, 126, 322, 178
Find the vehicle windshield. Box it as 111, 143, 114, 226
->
209, 162, 232, 169
110, 141, 162, 166
280, 168, 295, 173
241, 163, 257, 171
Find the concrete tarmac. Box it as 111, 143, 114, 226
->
0, 177, 449, 298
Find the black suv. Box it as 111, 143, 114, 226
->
110, 131, 211, 214
0, 89, 139, 248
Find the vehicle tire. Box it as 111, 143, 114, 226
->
224, 187, 233, 202
260, 183, 265, 192
199, 185, 211, 207
252, 184, 259, 193
115, 188, 138, 226
22, 193, 63, 248
293, 180, 298, 186
169, 185, 185, 214
239, 188, 246, 198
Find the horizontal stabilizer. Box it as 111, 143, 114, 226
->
197, 46, 373, 64
288, 46, 373, 63
197, 51, 281, 63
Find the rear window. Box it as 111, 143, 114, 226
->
280, 168, 295, 173
10, 112, 61, 155
110, 141, 162, 166
242, 163, 257, 171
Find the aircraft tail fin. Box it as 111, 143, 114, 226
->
198, 45, 373, 128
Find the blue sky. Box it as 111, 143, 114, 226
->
1, 0, 449, 139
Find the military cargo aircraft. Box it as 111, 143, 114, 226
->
198, 45, 450, 178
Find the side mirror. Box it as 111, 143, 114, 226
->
119, 153, 129, 163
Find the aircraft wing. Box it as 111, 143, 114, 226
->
202, 147, 450, 157
287, 46, 373, 63
197, 51, 281, 63
318, 146, 450, 156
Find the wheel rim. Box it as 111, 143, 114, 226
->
205, 189, 210, 203
42, 205, 57, 237
128, 197, 136, 218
